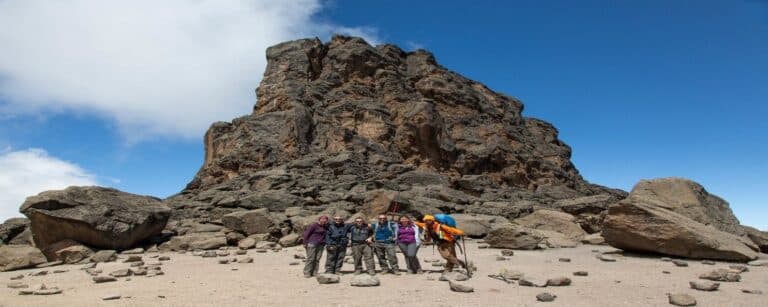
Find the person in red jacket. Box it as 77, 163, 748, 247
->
414, 215, 466, 272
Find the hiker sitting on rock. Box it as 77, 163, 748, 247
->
372, 214, 400, 275
350, 217, 376, 275
324, 215, 352, 274
415, 215, 466, 272
302, 215, 329, 278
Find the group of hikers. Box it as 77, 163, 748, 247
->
301, 213, 468, 278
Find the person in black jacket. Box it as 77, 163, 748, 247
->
324, 215, 352, 274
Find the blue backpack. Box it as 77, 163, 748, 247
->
434, 214, 456, 228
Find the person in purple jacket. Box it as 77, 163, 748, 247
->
396, 215, 423, 274
302, 215, 329, 278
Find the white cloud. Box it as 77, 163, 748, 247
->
0, 0, 378, 142
0, 148, 98, 221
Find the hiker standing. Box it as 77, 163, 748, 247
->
302, 215, 329, 278
349, 217, 376, 275
396, 215, 423, 274
415, 214, 466, 272
324, 216, 352, 274
372, 214, 400, 275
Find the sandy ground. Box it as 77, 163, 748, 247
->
1, 241, 766, 307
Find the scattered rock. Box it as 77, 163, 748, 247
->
293, 254, 306, 260
439, 271, 469, 282
546, 277, 572, 286
91, 250, 118, 263
158, 256, 171, 261
216, 251, 230, 257
10, 274, 24, 280
573, 271, 588, 276
93, 276, 118, 283
495, 256, 507, 261
350, 274, 380, 287
519, 276, 548, 287
500, 250, 514, 256
124, 255, 143, 263
53, 269, 68, 273
201, 251, 217, 258
218, 259, 230, 264
278, 233, 300, 247
597, 254, 616, 262
448, 281, 474, 293
109, 269, 132, 277
235, 250, 247, 255
316, 274, 340, 284
689, 281, 719, 291
31, 270, 48, 276
748, 260, 767, 267
741, 289, 763, 295
729, 265, 748, 273
238, 257, 254, 264
536, 292, 557, 302
661, 257, 672, 262
699, 269, 741, 282
558, 258, 571, 263
42, 239, 93, 264
121, 248, 145, 255
668, 293, 696, 306
102, 294, 122, 300
289, 261, 299, 266
701, 260, 715, 265
477, 244, 489, 249
8, 281, 29, 289
672, 260, 688, 267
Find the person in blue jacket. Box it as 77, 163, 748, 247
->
324, 215, 353, 274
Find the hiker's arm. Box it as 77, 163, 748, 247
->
413, 221, 425, 229
441, 224, 464, 236
302, 224, 314, 246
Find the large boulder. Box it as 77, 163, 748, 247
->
624, 178, 744, 236
452, 214, 509, 238
161, 232, 227, 251
221, 208, 277, 235
0, 245, 46, 271
0, 218, 30, 244
603, 201, 758, 262
514, 209, 587, 241
20, 186, 171, 251
742, 226, 768, 253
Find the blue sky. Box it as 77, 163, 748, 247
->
0, 1, 765, 229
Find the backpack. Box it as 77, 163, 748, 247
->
371, 221, 398, 242
434, 214, 456, 228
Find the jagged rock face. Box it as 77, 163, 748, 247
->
171, 36, 624, 225
187, 36, 588, 192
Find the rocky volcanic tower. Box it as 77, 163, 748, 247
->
168, 35, 623, 231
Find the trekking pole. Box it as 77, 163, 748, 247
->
462, 236, 471, 278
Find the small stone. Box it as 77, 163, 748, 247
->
255, 248, 267, 253
235, 250, 247, 255
123, 255, 143, 263
36, 261, 62, 268
536, 292, 556, 302
699, 269, 741, 282
293, 254, 306, 259
289, 261, 300, 266
672, 260, 688, 267
81, 262, 97, 269
519, 276, 548, 287
741, 289, 763, 295
91, 250, 118, 263
448, 281, 474, 293
238, 257, 253, 264
748, 260, 767, 267
10, 274, 24, 280
690, 281, 719, 291
149, 254, 159, 258
597, 254, 616, 262
439, 271, 469, 282
558, 258, 571, 263
102, 294, 121, 300
729, 265, 748, 273
573, 271, 588, 276
701, 260, 715, 265
121, 248, 144, 254
668, 293, 696, 306
201, 251, 217, 258
500, 250, 514, 256
53, 269, 68, 273
85, 268, 103, 276
477, 244, 489, 249
31, 270, 48, 276
350, 274, 380, 287
431, 262, 444, 267
546, 277, 572, 287
218, 259, 230, 264
158, 256, 171, 261
662, 271, 671, 274
660, 257, 672, 262
109, 269, 132, 277
129, 261, 144, 267
216, 251, 230, 257
93, 276, 118, 283
316, 274, 340, 284
34, 287, 63, 295
8, 282, 29, 289
495, 256, 507, 261
132, 268, 148, 276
